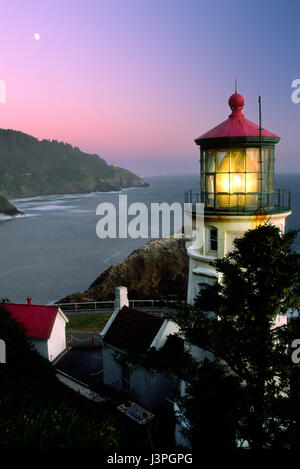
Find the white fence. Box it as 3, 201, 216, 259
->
56, 299, 179, 313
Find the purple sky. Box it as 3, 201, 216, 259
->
1, 0, 300, 176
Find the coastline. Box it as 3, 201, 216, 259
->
10, 183, 150, 203
1, 173, 299, 304
3, 183, 151, 222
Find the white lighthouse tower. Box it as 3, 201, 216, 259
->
186, 90, 292, 304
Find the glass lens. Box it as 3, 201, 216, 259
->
246, 148, 259, 171
216, 173, 229, 193
206, 150, 216, 172
216, 150, 229, 172
230, 173, 245, 193
230, 150, 245, 172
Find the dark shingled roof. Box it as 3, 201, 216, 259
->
103, 306, 165, 353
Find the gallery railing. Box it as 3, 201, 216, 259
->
184, 188, 291, 215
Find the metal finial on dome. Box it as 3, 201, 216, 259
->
228, 90, 245, 115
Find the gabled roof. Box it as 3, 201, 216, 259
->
1, 303, 66, 339
103, 306, 164, 353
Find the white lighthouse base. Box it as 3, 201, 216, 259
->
187, 211, 291, 305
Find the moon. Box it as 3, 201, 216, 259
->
34, 33, 40, 40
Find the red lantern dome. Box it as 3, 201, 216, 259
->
195, 91, 279, 144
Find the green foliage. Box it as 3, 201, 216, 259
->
0, 392, 119, 449
0, 306, 119, 449
115, 341, 192, 380
177, 360, 247, 449
172, 224, 300, 449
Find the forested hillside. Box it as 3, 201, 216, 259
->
0, 129, 148, 198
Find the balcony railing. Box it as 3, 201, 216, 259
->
184, 188, 291, 215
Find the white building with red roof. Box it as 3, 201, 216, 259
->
2, 297, 68, 362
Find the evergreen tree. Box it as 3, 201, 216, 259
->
177, 359, 247, 448
173, 224, 300, 449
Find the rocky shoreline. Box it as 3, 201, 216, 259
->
0, 195, 23, 217
59, 236, 189, 303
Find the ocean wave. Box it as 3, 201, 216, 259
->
20, 200, 66, 208
70, 209, 93, 213
0, 213, 41, 222
11, 196, 49, 203
95, 190, 122, 195
122, 186, 151, 191
29, 205, 77, 211
58, 192, 96, 199
0, 214, 14, 221
12, 192, 97, 203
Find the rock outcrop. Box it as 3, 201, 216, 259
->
0, 194, 23, 216
59, 237, 189, 303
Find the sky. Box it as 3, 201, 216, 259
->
1, 0, 300, 176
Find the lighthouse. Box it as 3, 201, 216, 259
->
186, 90, 292, 304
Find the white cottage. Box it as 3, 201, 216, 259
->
101, 287, 181, 412
2, 297, 68, 362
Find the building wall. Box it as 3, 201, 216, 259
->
47, 312, 67, 362
102, 344, 177, 411
102, 345, 122, 390
131, 367, 177, 411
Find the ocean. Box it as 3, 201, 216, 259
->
0, 173, 299, 304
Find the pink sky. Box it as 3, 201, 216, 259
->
1, 0, 300, 176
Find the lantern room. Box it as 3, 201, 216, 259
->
193, 91, 289, 214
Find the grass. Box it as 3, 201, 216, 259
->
66, 313, 112, 332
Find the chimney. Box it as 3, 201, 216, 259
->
26, 297, 32, 305
115, 286, 129, 310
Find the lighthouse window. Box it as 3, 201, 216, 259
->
210, 228, 218, 251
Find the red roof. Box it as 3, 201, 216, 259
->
195, 92, 279, 142
103, 306, 164, 353
2, 302, 60, 339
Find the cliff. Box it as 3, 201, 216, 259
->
0, 194, 22, 216
59, 237, 189, 303
0, 129, 148, 198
